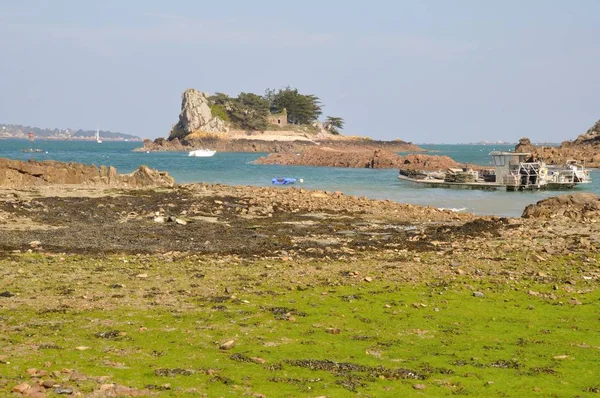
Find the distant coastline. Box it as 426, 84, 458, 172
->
0, 123, 141, 142
0, 136, 142, 142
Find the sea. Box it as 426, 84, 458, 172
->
1, 139, 599, 218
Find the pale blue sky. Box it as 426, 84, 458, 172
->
1, 0, 599, 143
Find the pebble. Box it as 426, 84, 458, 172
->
13, 383, 30, 393
413, 383, 426, 390
53, 387, 74, 395
219, 340, 236, 350
41, 380, 56, 388
473, 292, 485, 298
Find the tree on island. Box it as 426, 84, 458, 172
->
209, 92, 269, 131
230, 92, 269, 131
208, 87, 329, 131
324, 116, 344, 135
266, 86, 323, 125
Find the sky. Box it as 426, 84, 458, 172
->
0, 0, 599, 143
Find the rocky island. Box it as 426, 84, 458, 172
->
138, 88, 423, 154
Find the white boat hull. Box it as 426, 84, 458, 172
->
188, 149, 216, 157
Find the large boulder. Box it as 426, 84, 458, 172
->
400, 154, 460, 171
514, 137, 537, 154
169, 89, 228, 140
522, 193, 600, 221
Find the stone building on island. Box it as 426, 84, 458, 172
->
267, 108, 288, 127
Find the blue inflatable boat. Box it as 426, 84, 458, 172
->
272, 178, 297, 185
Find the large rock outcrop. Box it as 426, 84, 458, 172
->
514, 118, 600, 167
571, 119, 600, 146
169, 89, 228, 140
0, 158, 174, 188
522, 193, 600, 221
255, 148, 460, 170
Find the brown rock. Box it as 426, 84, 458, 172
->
41, 379, 56, 388
514, 119, 600, 167
219, 340, 236, 350
255, 147, 458, 170
0, 159, 174, 188
522, 193, 600, 221
13, 383, 31, 393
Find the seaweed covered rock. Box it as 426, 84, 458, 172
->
521, 193, 600, 221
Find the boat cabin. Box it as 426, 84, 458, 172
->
489, 151, 546, 190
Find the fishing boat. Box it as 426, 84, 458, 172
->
188, 149, 216, 157
398, 152, 591, 191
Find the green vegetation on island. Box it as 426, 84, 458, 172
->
209, 86, 344, 133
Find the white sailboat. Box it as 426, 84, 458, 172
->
96, 128, 102, 143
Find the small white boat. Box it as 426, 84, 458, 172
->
188, 149, 216, 157
96, 128, 102, 143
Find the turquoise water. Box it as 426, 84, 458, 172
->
1, 140, 598, 217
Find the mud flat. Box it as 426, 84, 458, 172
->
1, 160, 599, 396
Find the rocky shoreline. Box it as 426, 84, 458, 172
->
137, 135, 423, 154
1, 158, 597, 256
0, 158, 174, 188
